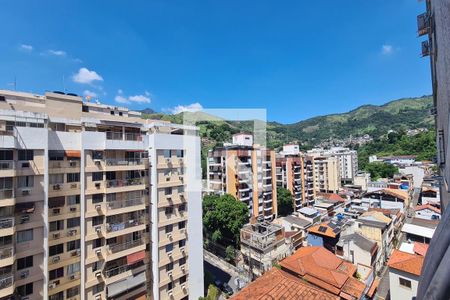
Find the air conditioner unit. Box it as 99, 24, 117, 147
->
168, 271, 173, 277
168, 290, 173, 297
181, 265, 185, 272
95, 226, 102, 233
167, 233, 172, 239
68, 229, 77, 236
180, 247, 185, 253
95, 205, 101, 210
95, 249, 102, 256
53, 208, 60, 215
20, 215, 30, 224
70, 207, 77, 212
95, 182, 101, 188
181, 283, 186, 290
52, 256, 60, 263
21, 189, 31, 196
72, 249, 81, 256
166, 158, 171, 164
95, 295, 102, 300
69, 273, 79, 280
70, 183, 77, 189
166, 195, 172, 201
168, 251, 173, 258
53, 233, 60, 239
95, 272, 102, 278
20, 270, 29, 279
53, 184, 61, 190
48, 283, 56, 289
180, 228, 186, 234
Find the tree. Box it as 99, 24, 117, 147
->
203, 194, 249, 247
199, 284, 220, 300
277, 188, 294, 217
364, 162, 399, 180
225, 245, 236, 263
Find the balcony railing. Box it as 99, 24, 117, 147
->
0, 189, 14, 200
106, 179, 144, 188
106, 132, 143, 141
0, 273, 13, 290
0, 246, 13, 260
0, 161, 14, 170
0, 218, 13, 229
107, 239, 144, 254
107, 198, 144, 210
105, 158, 144, 166
106, 217, 145, 232
104, 261, 144, 278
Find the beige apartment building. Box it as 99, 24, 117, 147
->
0, 90, 203, 300
311, 156, 341, 194
207, 134, 277, 221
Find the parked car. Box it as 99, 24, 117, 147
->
222, 282, 234, 296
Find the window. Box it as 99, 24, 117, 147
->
18, 150, 33, 161
93, 260, 103, 272
67, 240, 80, 251
180, 275, 187, 284
67, 173, 80, 183
106, 193, 116, 202
92, 151, 103, 160
93, 238, 103, 249
166, 243, 173, 253
166, 224, 173, 233
165, 207, 173, 215
92, 172, 103, 182
179, 221, 186, 229
49, 174, 64, 185
49, 196, 65, 208
49, 150, 64, 161
50, 220, 64, 232
92, 216, 104, 226
67, 195, 80, 206
49, 123, 65, 131
179, 204, 186, 212
17, 229, 33, 243
49, 267, 64, 280
179, 257, 186, 266
92, 194, 103, 203
16, 283, 33, 296
49, 292, 64, 300
17, 255, 33, 270
0, 177, 12, 190
168, 281, 174, 291
0, 150, 13, 161
399, 277, 412, 289
49, 244, 64, 256
165, 187, 172, 195
67, 217, 80, 228
163, 150, 171, 158
179, 239, 186, 248
93, 283, 104, 294
166, 262, 174, 271
66, 286, 79, 298
67, 262, 80, 275
176, 150, 184, 158
17, 176, 34, 188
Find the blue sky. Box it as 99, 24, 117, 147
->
0, 0, 431, 123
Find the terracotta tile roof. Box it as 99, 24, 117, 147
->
366, 278, 380, 298
415, 204, 441, 214
308, 223, 338, 238
230, 268, 339, 300
413, 242, 429, 256
388, 250, 424, 276
279, 247, 364, 298
318, 192, 346, 202
360, 211, 392, 224
368, 207, 401, 218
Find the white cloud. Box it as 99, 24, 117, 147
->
72, 67, 103, 84
114, 89, 152, 104
381, 44, 394, 55
19, 44, 33, 52
47, 49, 66, 57
169, 102, 203, 114
83, 90, 98, 98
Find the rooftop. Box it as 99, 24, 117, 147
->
401, 223, 435, 239
359, 211, 392, 224
339, 233, 378, 254
388, 250, 424, 276
282, 215, 312, 228
298, 207, 319, 216
317, 192, 346, 203
415, 204, 441, 214
230, 267, 339, 300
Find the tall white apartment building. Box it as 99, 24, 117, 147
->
0, 90, 203, 300
307, 147, 358, 183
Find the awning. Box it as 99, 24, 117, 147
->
65, 150, 81, 158
366, 278, 380, 298
107, 271, 146, 297
15, 202, 35, 213
127, 250, 145, 265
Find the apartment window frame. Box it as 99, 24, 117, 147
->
67, 217, 80, 228
49, 244, 64, 256
92, 216, 104, 226
67, 240, 80, 251
17, 176, 34, 188
67, 195, 80, 206
0, 150, 13, 161
179, 239, 186, 248
66, 286, 80, 298
49, 150, 64, 161
17, 229, 33, 243
163, 150, 171, 158
49, 220, 64, 232
399, 277, 412, 289
178, 221, 186, 229
165, 207, 173, 215
18, 150, 33, 161
16, 282, 33, 297
92, 193, 103, 203
165, 224, 173, 233
49, 267, 64, 280
67, 262, 80, 275
165, 243, 174, 253
166, 262, 174, 271
67, 172, 80, 183
49, 174, 64, 185
92, 172, 103, 182
17, 255, 33, 270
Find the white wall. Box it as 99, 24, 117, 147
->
389, 268, 419, 300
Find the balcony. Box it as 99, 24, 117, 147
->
104, 261, 145, 279
0, 247, 14, 267
106, 132, 143, 141
107, 198, 144, 210
106, 158, 145, 167
0, 218, 14, 236
106, 217, 145, 233
0, 273, 13, 293
0, 161, 14, 171
107, 239, 144, 254
106, 179, 144, 189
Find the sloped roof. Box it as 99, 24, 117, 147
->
340, 233, 378, 253
413, 242, 429, 256
308, 223, 339, 238
388, 250, 424, 276
415, 204, 441, 214
360, 211, 392, 224
279, 247, 363, 298
318, 192, 346, 202
230, 267, 339, 300
284, 215, 312, 228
